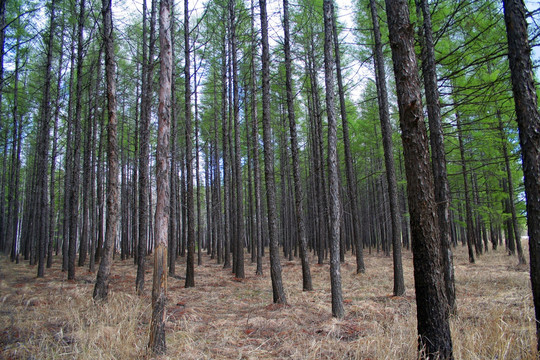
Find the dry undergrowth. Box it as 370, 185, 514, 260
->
0, 243, 534, 359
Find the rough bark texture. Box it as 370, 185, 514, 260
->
369, 0, 405, 296
417, 0, 456, 313
148, 0, 172, 353
498, 114, 526, 265
36, 0, 57, 278
93, 0, 119, 302
323, 0, 343, 319
250, 0, 263, 276
136, 0, 157, 294
283, 0, 312, 291
332, 3, 365, 275
68, 0, 86, 281
230, 0, 244, 279
185, 0, 196, 288
384, 0, 453, 357
502, 0, 540, 351
455, 108, 475, 264
259, 0, 286, 304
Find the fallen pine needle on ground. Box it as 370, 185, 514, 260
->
0, 243, 535, 359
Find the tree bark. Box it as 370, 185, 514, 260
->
282, 0, 312, 291
323, 0, 343, 319
259, 0, 286, 304
455, 105, 476, 263
149, 0, 172, 353
416, 0, 456, 313
384, 0, 453, 357
68, 0, 86, 280
184, 0, 196, 288
136, 0, 157, 294
369, 0, 405, 296
93, 0, 120, 302
36, 0, 58, 278
502, 0, 540, 351
229, 0, 244, 278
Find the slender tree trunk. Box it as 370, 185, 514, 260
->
249, 0, 263, 275
259, 0, 286, 304
168, 3, 178, 276
149, 0, 172, 353
194, 44, 202, 267
384, 0, 453, 357
416, 0, 456, 313
93, 0, 120, 302
455, 106, 475, 263
7, 26, 22, 262
221, 35, 231, 269
502, 0, 540, 350
136, 0, 157, 294
184, 0, 196, 288
323, 0, 343, 319
36, 0, 58, 278
497, 112, 526, 264
68, 0, 86, 280
368, 0, 405, 296
62, 15, 77, 271
229, 0, 244, 279
282, 0, 312, 291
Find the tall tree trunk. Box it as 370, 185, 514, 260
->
7, 25, 23, 262
384, 0, 453, 357
36, 0, 58, 278
333, 4, 365, 274
502, 0, 540, 350
455, 106, 476, 263
368, 0, 405, 296
249, 0, 263, 275
62, 15, 77, 271
168, 2, 178, 276
93, 0, 120, 302
497, 112, 526, 264
184, 0, 196, 288
229, 0, 245, 279
323, 0, 343, 319
136, 0, 157, 294
282, 0, 312, 291
68, 0, 86, 280
194, 44, 202, 267
221, 34, 231, 269
149, 0, 172, 353
259, 0, 286, 304
416, 0, 456, 313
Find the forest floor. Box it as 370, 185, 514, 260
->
0, 242, 534, 359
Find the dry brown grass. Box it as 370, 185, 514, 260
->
0, 243, 535, 359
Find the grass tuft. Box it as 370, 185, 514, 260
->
0, 243, 535, 359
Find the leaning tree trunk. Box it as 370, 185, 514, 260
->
502, 0, 540, 351
259, 0, 286, 304
148, 0, 172, 353
383, 0, 453, 357
368, 0, 405, 296
323, 0, 343, 319
93, 0, 120, 302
